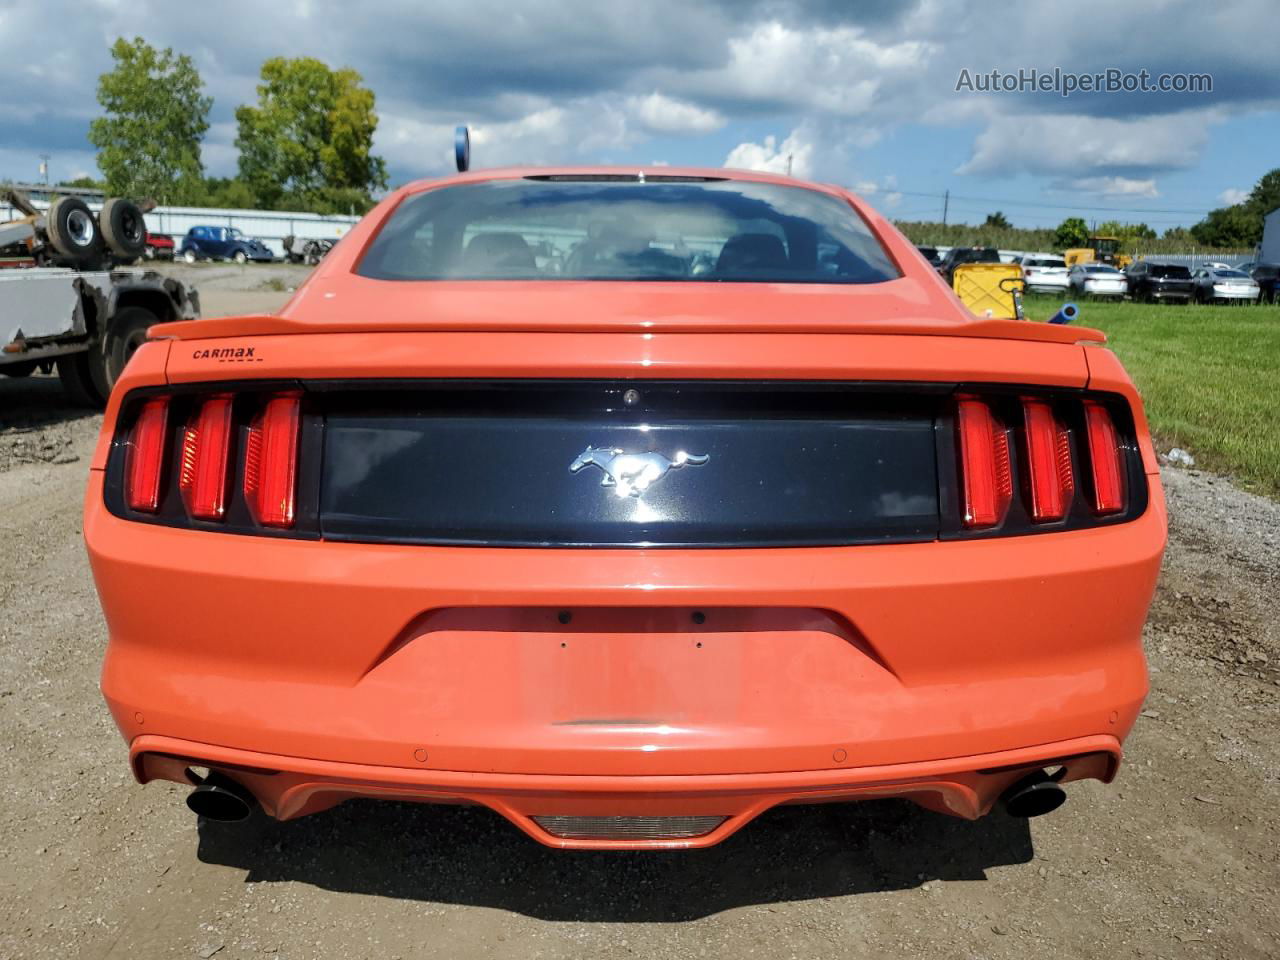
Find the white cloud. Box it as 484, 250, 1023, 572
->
1218, 187, 1249, 205
692, 21, 932, 118
957, 111, 1218, 177
724, 131, 814, 179
628, 92, 724, 134
1067, 176, 1160, 198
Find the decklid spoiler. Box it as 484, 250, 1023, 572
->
148, 279, 1105, 345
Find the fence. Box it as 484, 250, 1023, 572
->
1, 195, 360, 259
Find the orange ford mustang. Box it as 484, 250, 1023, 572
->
85, 168, 1166, 849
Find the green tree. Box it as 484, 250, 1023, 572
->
1187, 167, 1279, 248
235, 57, 387, 211
983, 211, 1010, 229
59, 176, 104, 190
1246, 168, 1280, 217
1190, 205, 1261, 248
200, 177, 258, 209
1053, 217, 1089, 249
88, 37, 211, 204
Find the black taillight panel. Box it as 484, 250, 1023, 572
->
104, 379, 1149, 545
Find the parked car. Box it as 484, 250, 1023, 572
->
937, 245, 999, 285
1068, 263, 1128, 298
1124, 262, 1194, 303
1191, 266, 1260, 303
914, 245, 941, 267
179, 226, 274, 264
1016, 253, 1069, 294
143, 232, 174, 261
1242, 263, 1279, 304
86, 167, 1165, 848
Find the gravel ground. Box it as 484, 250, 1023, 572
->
0, 265, 1277, 958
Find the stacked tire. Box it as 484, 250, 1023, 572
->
48, 196, 160, 406
44, 196, 148, 266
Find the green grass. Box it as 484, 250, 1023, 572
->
1022, 295, 1280, 498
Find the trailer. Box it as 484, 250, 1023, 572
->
1, 190, 199, 406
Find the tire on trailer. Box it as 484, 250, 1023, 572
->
100, 198, 147, 259
99, 306, 161, 396
56, 352, 107, 407
45, 196, 101, 265
55, 306, 161, 408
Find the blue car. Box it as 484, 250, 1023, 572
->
179, 226, 274, 264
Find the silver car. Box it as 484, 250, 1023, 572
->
1191, 267, 1261, 303
1068, 263, 1128, 298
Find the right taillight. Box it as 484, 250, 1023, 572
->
243, 392, 302, 528
956, 397, 1013, 528
1083, 400, 1126, 514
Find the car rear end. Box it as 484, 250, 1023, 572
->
1208, 270, 1261, 302
85, 171, 1166, 849
1146, 264, 1194, 301
1080, 269, 1128, 298
1020, 257, 1069, 293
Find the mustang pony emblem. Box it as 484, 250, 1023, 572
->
569, 446, 709, 498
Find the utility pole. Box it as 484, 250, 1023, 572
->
39, 154, 50, 186
785, 153, 793, 177
942, 189, 949, 225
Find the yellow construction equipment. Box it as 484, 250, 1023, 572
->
1063, 236, 1132, 269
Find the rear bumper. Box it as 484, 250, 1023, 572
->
132, 733, 1121, 849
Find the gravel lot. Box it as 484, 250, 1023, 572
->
1, 262, 1277, 959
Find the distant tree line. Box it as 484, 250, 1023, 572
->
897, 185, 1277, 254
83, 37, 387, 214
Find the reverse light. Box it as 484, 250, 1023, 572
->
956, 398, 1012, 528
244, 393, 301, 528
1084, 401, 1126, 514
1021, 398, 1074, 522
179, 394, 235, 520
124, 397, 170, 512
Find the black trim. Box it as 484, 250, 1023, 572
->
104, 379, 1150, 547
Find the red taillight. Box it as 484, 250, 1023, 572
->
1021, 398, 1074, 522
178, 394, 235, 520
244, 393, 301, 528
956, 398, 1012, 528
1084, 401, 1126, 514
125, 397, 169, 512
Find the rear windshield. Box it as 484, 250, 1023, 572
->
357, 178, 901, 283
1149, 264, 1191, 278
1214, 269, 1249, 278
1026, 258, 1065, 268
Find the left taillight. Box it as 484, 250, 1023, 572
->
116, 389, 303, 532
124, 397, 170, 513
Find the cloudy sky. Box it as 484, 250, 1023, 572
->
2, 0, 1276, 228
